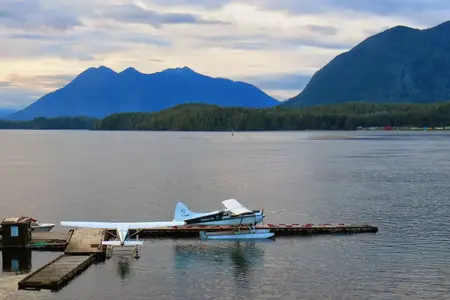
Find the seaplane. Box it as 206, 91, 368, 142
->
173, 199, 274, 240
60, 199, 273, 258
60, 219, 185, 259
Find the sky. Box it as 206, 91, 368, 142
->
0, 0, 449, 109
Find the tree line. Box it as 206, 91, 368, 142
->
0, 116, 97, 129
93, 102, 450, 131
2, 102, 450, 131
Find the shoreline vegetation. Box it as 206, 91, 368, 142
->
0, 116, 97, 130
2, 102, 450, 131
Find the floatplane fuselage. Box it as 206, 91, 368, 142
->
173, 201, 265, 227
174, 199, 274, 240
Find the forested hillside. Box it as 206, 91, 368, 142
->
93, 102, 450, 131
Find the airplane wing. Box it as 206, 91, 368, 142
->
221, 199, 253, 216
60, 221, 185, 229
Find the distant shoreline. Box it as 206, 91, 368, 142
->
2, 126, 450, 132
2, 102, 450, 131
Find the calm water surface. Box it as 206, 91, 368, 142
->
0, 130, 449, 299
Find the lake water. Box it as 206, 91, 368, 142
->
0, 130, 449, 300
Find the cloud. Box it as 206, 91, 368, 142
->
0, 27, 171, 64
240, 73, 312, 91
8, 33, 55, 40
145, 0, 449, 27
123, 34, 172, 47
323, 0, 447, 16
236, 73, 311, 100
305, 25, 338, 35
201, 34, 352, 51
213, 36, 352, 51
265, 89, 303, 101
0, 81, 11, 87
234, 0, 449, 18
0, 0, 82, 31
6, 74, 77, 91
0, 0, 448, 109
0, 85, 43, 109
102, 4, 228, 28
0, 73, 78, 109
147, 0, 230, 9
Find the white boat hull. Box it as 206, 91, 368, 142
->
31, 224, 55, 232
200, 229, 274, 240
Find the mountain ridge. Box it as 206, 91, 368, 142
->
0, 108, 17, 117
7, 66, 279, 120
282, 20, 450, 107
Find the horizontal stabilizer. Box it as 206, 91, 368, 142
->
102, 240, 144, 246
102, 241, 122, 246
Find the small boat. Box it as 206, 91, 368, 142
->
28, 218, 55, 232
0, 217, 55, 234
199, 228, 274, 240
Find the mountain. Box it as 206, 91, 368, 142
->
0, 108, 17, 118
7, 66, 279, 120
282, 21, 450, 107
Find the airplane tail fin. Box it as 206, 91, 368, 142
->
173, 202, 195, 222
102, 241, 144, 246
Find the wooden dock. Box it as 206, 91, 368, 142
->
64, 228, 106, 254
17, 254, 97, 291
1, 224, 379, 247
0, 231, 70, 251
131, 223, 378, 238
17, 229, 106, 291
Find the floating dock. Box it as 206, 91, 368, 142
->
130, 223, 378, 238
64, 228, 106, 254
17, 254, 98, 291
1, 224, 379, 246
17, 228, 106, 291
0, 231, 70, 251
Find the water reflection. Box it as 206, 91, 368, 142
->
229, 242, 255, 284
175, 241, 266, 264
174, 241, 267, 293
1, 249, 31, 274
116, 257, 131, 280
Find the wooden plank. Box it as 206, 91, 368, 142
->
31, 231, 70, 242
21, 255, 89, 283
64, 228, 106, 254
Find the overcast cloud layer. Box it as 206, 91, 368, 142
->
0, 0, 448, 109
